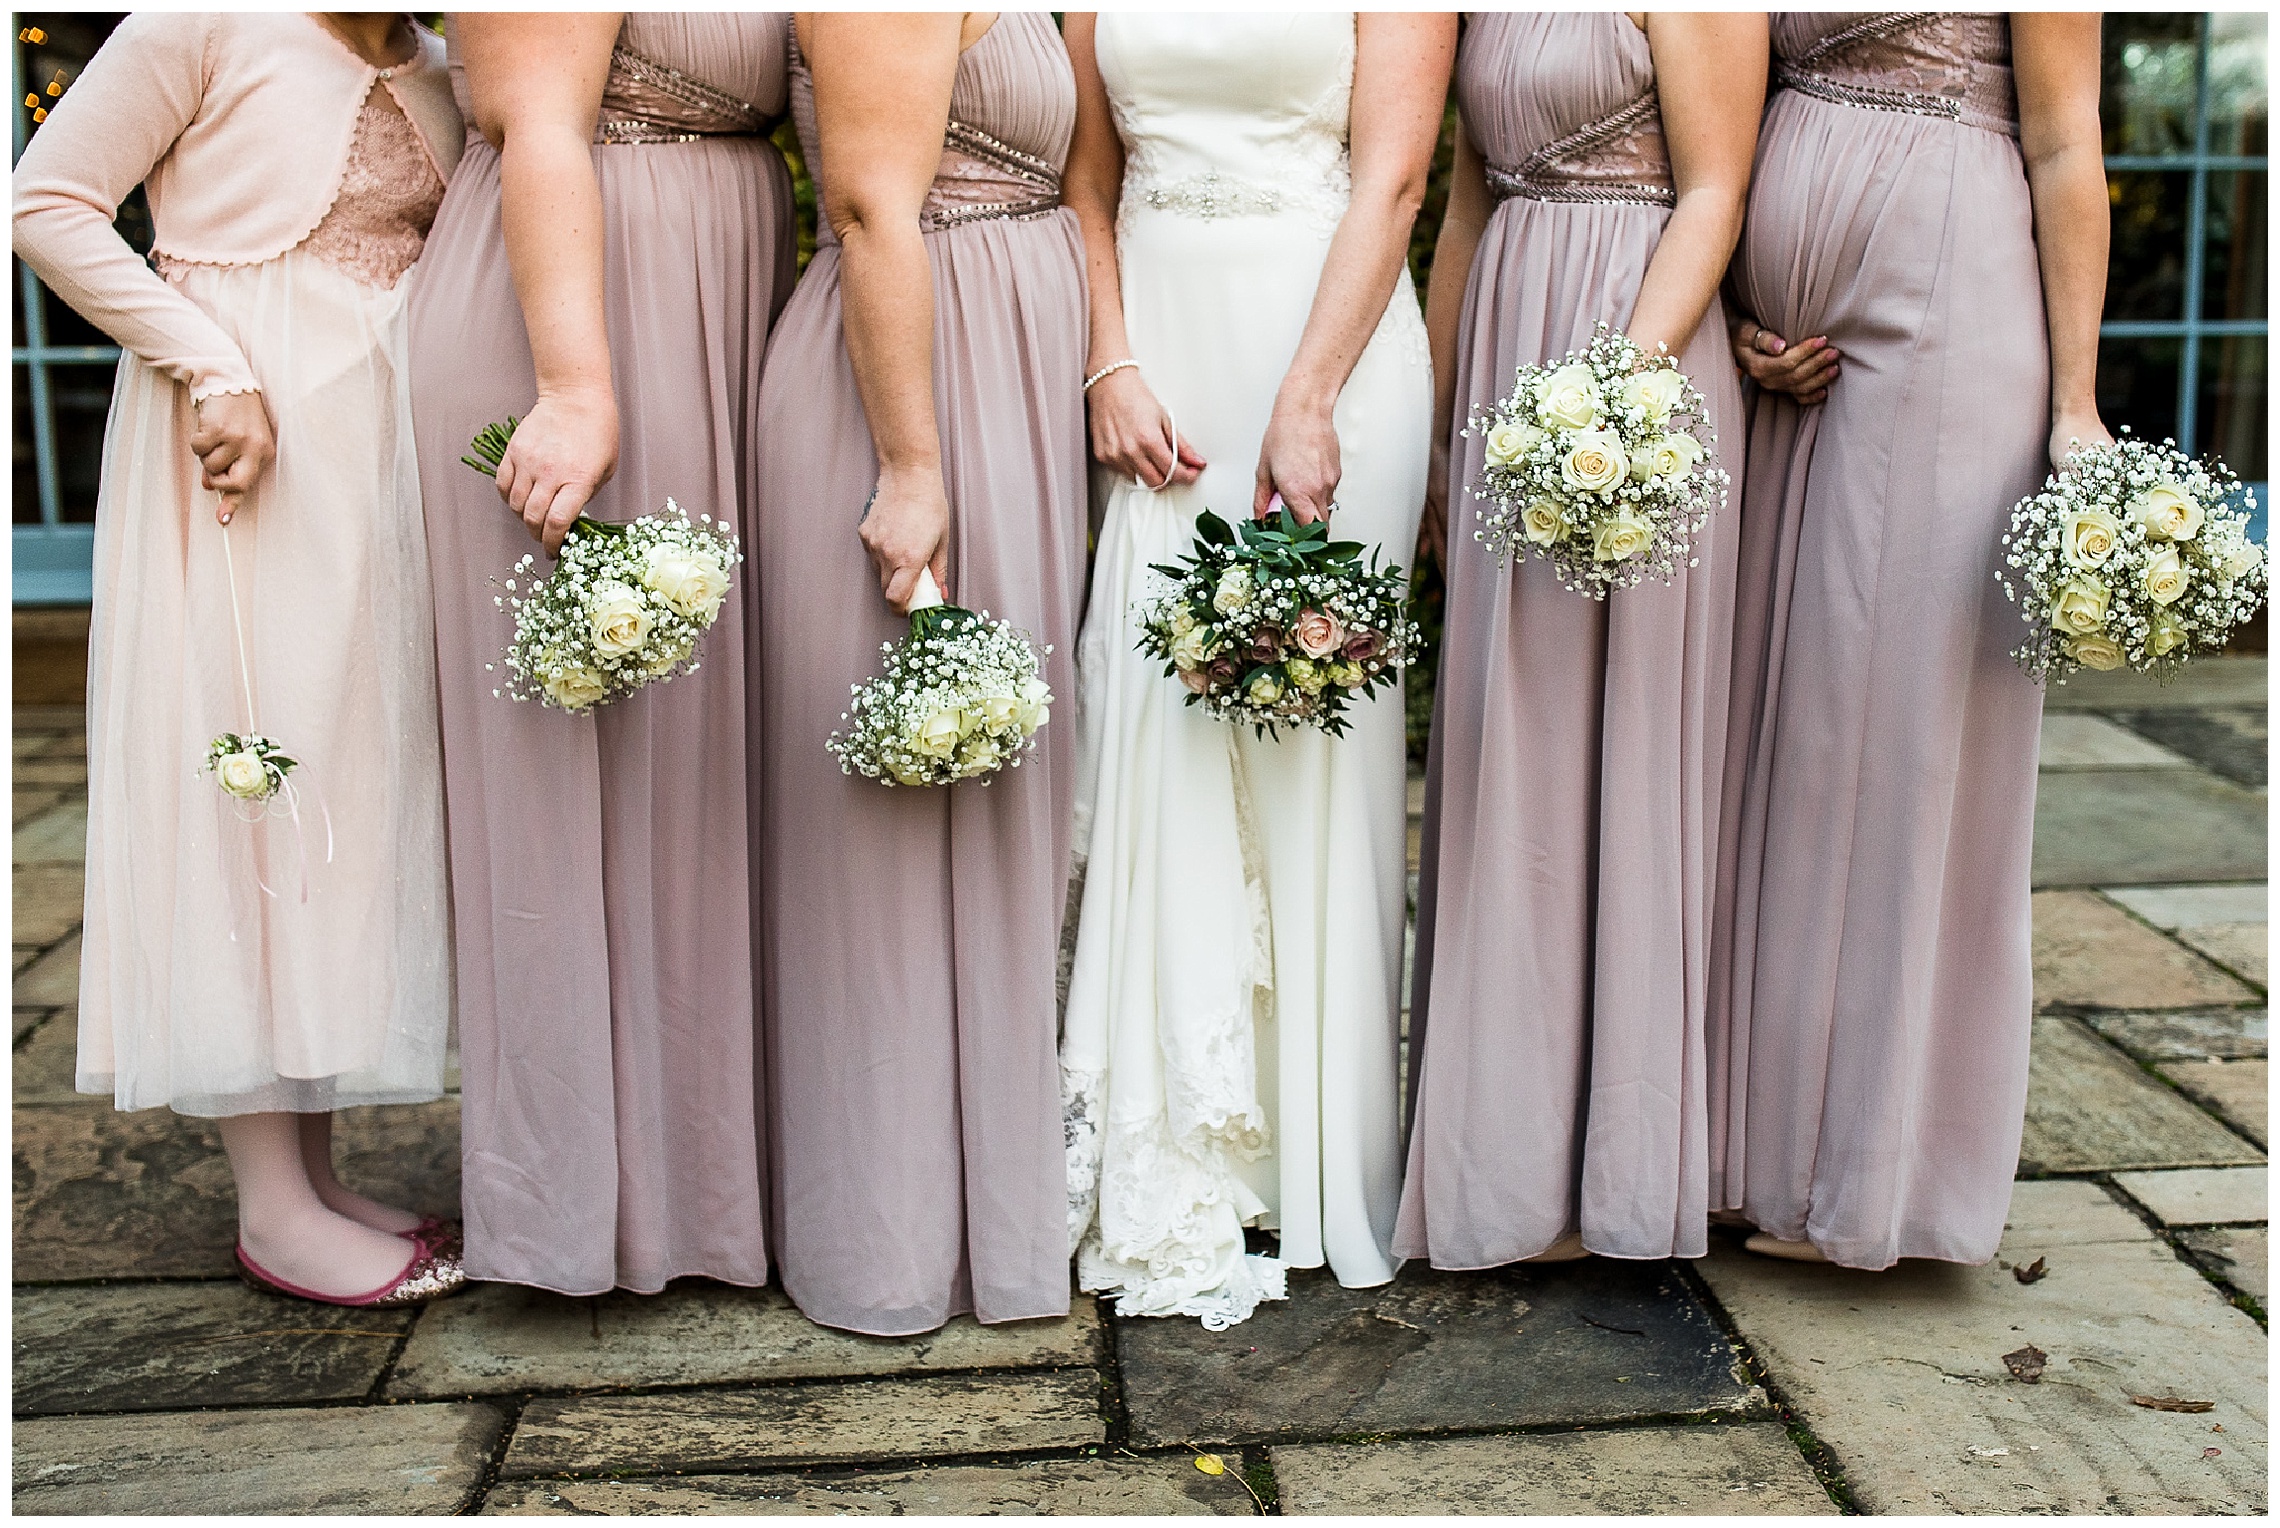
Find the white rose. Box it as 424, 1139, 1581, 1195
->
2142, 545, 2189, 606
543, 664, 610, 711
1213, 565, 1253, 614
642, 634, 695, 678
913, 707, 965, 759
1246, 671, 1283, 706
1169, 626, 1211, 671
641, 544, 729, 623
1632, 432, 1706, 483
2049, 575, 2110, 636
1535, 363, 1601, 430
958, 734, 1003, 773
1620, 366, 1688, 424
1015, 675, 1052, 733
1590, 509, 1655, 563
2222, 538, 2264, 582
2146, 608, 2190, 657
1170, 603, 1198, 636
1484, 420, 1542, 466
889, 757, 935, 786
1560, 430, 1629, 494
1520, 498, 1569, 547
2060, 505, 2122, 570
2067, 632, 2127, 671
216, 750, 270, 799
2133, 480, 2205, 541
976, 692, 1022, 731
587, 582, 654, 660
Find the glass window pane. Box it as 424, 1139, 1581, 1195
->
46, 364, 114, 524
2200, 332, 2269, 484
13, 373, 41, 525
2206, 169, 2269, 322
2097, 335, 2183, 448
2207, 10, 2269, 157
2103, 12, 2203, 156
2107, 170, 2191, 320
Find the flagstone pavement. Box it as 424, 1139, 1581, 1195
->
12, 659, 2269, 1515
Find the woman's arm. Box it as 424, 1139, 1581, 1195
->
12, 13, 274, 519
1417, 119, 1490, 569
1628, 13, 1766, 360
1065, 13, 1204, 489
805, 11, 979, 613
460, 13, 622, 552
2013, 12, 2113, 467
1255, 11, 1457, 524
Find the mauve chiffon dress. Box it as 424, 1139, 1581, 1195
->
408, 15, 797, 1295
752, 14, 1086, 1336
1710, 14, 2050, 1269
1396, 12, 1745, 1269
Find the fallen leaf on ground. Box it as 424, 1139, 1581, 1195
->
2013, 1257, 2048, 1284
2001, 1343, 2048, 1382
2132, 1395, 2216, 1413
2204, 1447, 2223, 1459
1193, 1454, 1226, 1476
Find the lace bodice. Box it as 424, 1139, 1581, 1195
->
296, 82, 444, 288
1773, 13, 2018, 136
444, 15, 789, 149
1458, 13, 1673, 210
789, 15, 1074, 241
1099, 13, 1357, 238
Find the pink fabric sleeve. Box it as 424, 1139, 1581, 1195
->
10, 13, 261, 402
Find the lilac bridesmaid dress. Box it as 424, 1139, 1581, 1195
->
751, 15, 1086, 1336
408, 16, 798, 1295
1396, 13, 1745, 1269
1711, 14, 2050, 1268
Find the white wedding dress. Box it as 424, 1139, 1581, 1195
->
1061, 12, 1431, 1328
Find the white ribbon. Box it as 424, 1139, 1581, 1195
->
218, 515, 334, 903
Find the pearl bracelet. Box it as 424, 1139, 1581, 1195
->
1083, 358, 1139, 392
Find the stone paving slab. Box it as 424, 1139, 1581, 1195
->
2087, 1006, 2269, 1062
2032, 768, 2268, 888
1695, 1181, 2268, 1514
2020, 1017, 2266, 1174
482, 1458, 1255, 1516
14, 1002, 56, 1045
389, 1280, 1101, 1398
11, 756, 87, 786
2112, 1167, 2269, 1227
1270, 1423, 1836, 1516
2039, 712, 2192, 768
2113, 706, 2269, 789
13, 1099, 462, 1280
1115, 1261, 1758, 1448
13, 930, 81, 1009
13, 787, 63, 828
2159, 1058, 2269, 1145
2178, 1226, 2269, 1305
12, 1279, 411, 1414
2176, 924, 2271, 988
2041, 656, 2266, 712
12, 1400, 505, 1515
502, 1371, 1107, 1478
2033, 891, 2258, 1011
2108, 883, 2270, 931
13, 863, 83, 949
12, 799, 88, 866
15, 1006, 80, 1103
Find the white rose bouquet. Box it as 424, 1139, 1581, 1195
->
827, 571, 1052, 786
465, 419, 741, 715
1135, 501, 1419, 739
203, 731, 296, 805
1468, 323, 1727, 598
1998, 432, 2267, 683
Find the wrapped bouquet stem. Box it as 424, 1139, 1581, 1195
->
828, 569, 1053, 785
464, 418, 742, 713
1998, 432, 2266, 682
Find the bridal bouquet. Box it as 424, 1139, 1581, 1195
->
1998, 433, 2267, 683
465, 419, 742, 715
827, 571, 1052, 786
1468, 324, 1726, 597
1136, 501, 1418, 739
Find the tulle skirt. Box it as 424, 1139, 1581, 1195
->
78, 249, 450, 1116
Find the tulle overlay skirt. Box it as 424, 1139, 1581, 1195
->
79, 249, 449, 1116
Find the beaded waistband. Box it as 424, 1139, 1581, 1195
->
594, 119, 762, 146
1485, 165, 1675, 210
592, 45, 767, 146
919, 118, 1064, 232
1773, 61, 2019, 137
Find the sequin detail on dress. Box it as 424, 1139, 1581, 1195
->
1489, 89, 1675, 209
1774, 12, 2018, 136
297, 83, 445, 288
595, 43, 768, 144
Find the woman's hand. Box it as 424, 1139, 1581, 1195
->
493, 388, 619, 553
1730, 316, 1840, 406
2047, 406, 2114, 476
1254, 397, 1342, 523
190, 391, 276, 524
859, 464, 951, 614
1088, 367, 1204, 488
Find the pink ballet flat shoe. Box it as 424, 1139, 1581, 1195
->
1743, 1232, 1830, 1264
236, 1241, 468, 1307
402, 1215, 463, 1258
1523, 1231, 1593, 1263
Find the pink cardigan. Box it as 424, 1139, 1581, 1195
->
11, 12, 462, 402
